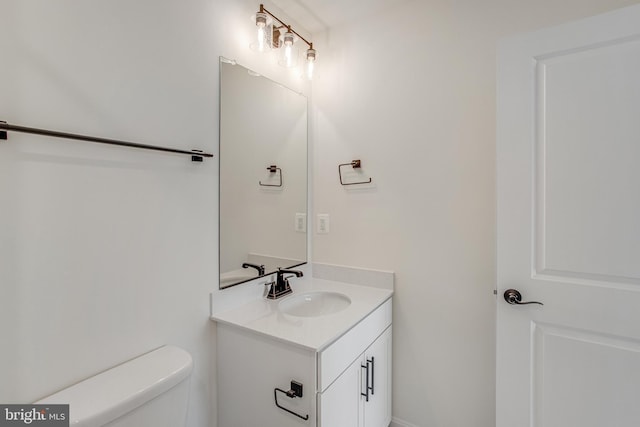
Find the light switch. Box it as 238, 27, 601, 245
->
295, 213, 306, 233
317, 214, 330, 234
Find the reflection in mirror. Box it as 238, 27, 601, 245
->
219, 59, 307, 289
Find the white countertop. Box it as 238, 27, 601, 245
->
211, 277, 393, 351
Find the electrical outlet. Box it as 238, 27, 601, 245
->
295, 213, 306, 232
317, 214, 330, 234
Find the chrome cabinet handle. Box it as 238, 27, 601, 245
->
504, 289, 543, 306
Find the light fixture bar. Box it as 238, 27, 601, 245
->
258, 4, 313, 50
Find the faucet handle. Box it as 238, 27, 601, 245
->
264, 280, 277, 299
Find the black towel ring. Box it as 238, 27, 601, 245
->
339, 159, 372, 185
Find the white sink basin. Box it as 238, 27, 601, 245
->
278, 291, 351, 317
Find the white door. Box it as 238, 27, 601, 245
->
497, 5, 640, 427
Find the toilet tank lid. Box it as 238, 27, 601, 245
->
36, 345, 193, 426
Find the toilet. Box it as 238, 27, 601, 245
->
36, 345, 193, 426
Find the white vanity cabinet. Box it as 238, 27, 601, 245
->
216, 298, 392, 427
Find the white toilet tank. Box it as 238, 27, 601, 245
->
36, 345, 193, 427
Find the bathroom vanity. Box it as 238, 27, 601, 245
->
216, 58, 392, 426
212, 275, 393, 427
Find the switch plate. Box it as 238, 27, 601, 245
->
317, 214, 330, 234
295, 213, 306, 233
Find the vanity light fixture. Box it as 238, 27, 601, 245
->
254, 4, 317, 79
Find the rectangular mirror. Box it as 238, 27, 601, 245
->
219, 59, 307, 289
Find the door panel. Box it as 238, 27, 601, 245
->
532, 323, 640, 427
535, 39, 640, 283
497, 5, 640, 427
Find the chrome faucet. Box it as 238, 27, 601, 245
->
242, 262, 265, 276
265, 268, 303, 299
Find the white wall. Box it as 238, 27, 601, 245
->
310, 0, 640, 426
0, 0, 308, 426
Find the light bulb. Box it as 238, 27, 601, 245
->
257, 27, 265, 51
285, 46, 292, 66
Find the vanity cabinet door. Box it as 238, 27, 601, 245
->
363, 327, 392, 427
318, 326, 392, 427
318, 356, 363, 427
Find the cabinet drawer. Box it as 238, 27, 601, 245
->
317, 298, 392, 392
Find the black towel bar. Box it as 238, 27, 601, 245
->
0, 120, 214, 162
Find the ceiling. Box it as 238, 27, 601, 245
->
269, 0, 406, 34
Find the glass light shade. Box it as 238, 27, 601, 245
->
277, 31, 298, 68
305, 48, 316, 80
251, 11, 269, 52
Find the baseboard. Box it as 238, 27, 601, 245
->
389, 417, 420, 427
